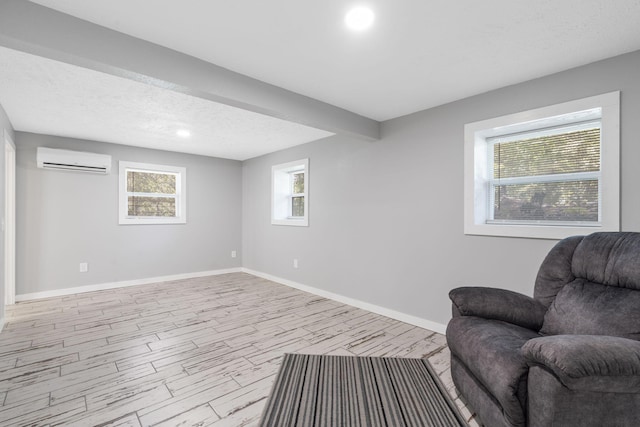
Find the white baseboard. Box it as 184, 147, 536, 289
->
0, 317, 4, 333
15, 268, 243, 302
242, 268, 447, 335
13, 267, 448, 335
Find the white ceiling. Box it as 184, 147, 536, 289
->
0, 46, 333, 161
2, 0, 640, 159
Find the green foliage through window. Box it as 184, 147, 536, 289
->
127, 170, 178, 217
292, 196, 304, 217
292, 172, 304, 194
491, 127, 600, 223
494, 128, 600, 178
493, 181, 598, 222
291, 171, 305, 217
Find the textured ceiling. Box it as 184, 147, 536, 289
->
28, 0, 640, 121
0, 46, 333, 160
1, 1, 640, 160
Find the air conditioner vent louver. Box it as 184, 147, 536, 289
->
36, 147, 112, 174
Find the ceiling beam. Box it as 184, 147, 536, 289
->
0, 0, 379, 141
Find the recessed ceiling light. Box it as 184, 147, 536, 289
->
176, 129, 191, 138
345, 6, 375, 31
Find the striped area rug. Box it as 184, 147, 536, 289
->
259, 353, 468, 427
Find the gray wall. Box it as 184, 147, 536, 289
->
242, 50, 640, 328
16, 133, 242, 295
0, 102, 15, 321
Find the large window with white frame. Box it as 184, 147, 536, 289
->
464, 91, 620, 239
119, 161, 186, 225
272, 158, 309, 226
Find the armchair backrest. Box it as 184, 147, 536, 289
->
534, 232, 640, 339
534, 232, 640, 305
534, 235, 584, 307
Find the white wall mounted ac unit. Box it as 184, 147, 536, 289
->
36, 147, 112, 174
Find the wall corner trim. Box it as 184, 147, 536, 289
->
15, 268, 243, 302
241, 268, 447, 335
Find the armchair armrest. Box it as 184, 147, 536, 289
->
449, 286, 547, 330
522, 335, 640, 392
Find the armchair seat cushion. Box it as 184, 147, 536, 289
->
447, 316, 540, 426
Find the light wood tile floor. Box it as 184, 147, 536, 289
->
0, 272, 480, 426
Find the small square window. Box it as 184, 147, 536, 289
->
119, 161, 186, 225
272, 159, 309, 226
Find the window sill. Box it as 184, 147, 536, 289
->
119, 217, 186, 225
464, 222, 616, 240
272, 218, 308, 227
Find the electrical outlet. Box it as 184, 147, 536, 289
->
79, 262, 88, 273
231, 250, 237, 258
293, 259, 299, 269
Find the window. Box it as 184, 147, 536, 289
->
119, 161, 186, 225
464, 92, 620, 239
272, 158, 309, 226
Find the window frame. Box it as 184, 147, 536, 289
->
464, 91, 620, 239
118, 161, 187, 225
272, 158, 309, 227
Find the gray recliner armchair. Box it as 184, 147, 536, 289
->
446, 232, 640, 427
